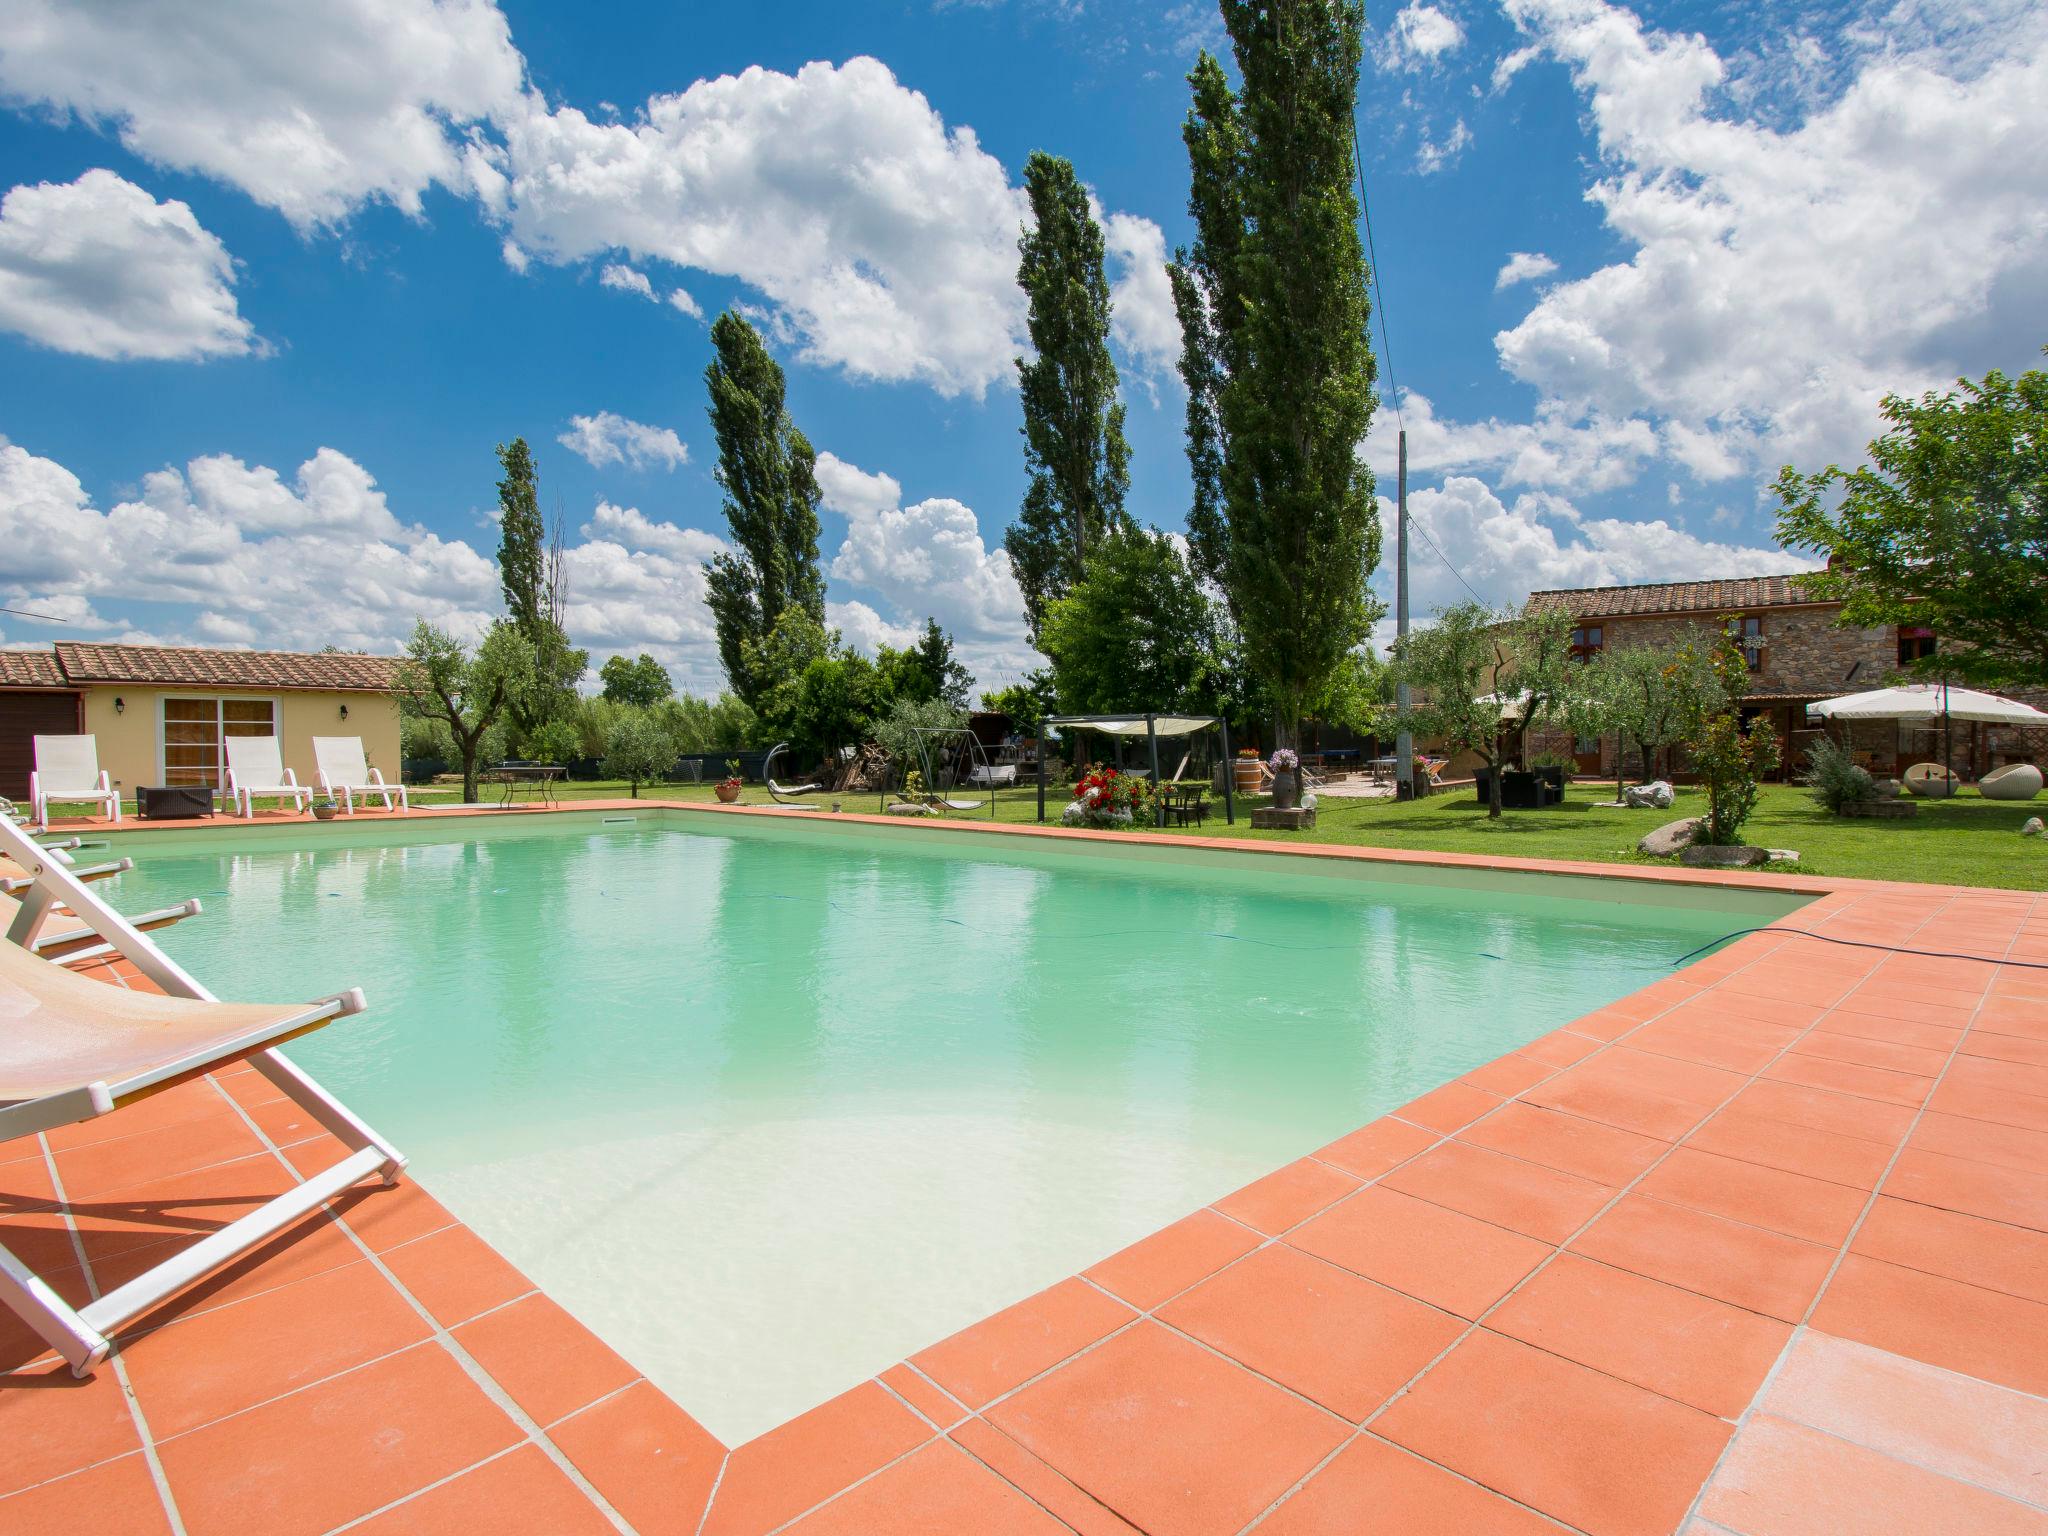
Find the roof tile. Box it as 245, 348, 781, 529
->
1527, 574, 1828, 621
0, 649, 68, 688
50, 642, 400, 692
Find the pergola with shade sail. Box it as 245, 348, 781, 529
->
1037, 714, 1235, 826
1806, 683, 2048, 778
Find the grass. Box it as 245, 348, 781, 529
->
413, 775, 2046, 892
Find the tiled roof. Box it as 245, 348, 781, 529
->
50, 642, 402, 692
1526, 573, 1828, 620
0, 649, 68, 688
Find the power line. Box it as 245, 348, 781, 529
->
1, 606, 69, 623
1351, 110, 1489, 610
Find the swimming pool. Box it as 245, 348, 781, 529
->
109, 810, 1807, 1441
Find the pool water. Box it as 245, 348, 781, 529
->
113, 812, 1804, 1442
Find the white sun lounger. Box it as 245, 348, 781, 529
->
224, 737, 312, 819
313, 737, 408, 815
30, 736, 120, 830
0, 817, 403, 1375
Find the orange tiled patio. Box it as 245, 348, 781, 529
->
3, 807, 2045, 1535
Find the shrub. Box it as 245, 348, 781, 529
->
1800, 736, 1876, 815
525, 719, 581, 767
600, 710, 676, 797
1062, 764, 1153, 828
1690, 712, 1780, 845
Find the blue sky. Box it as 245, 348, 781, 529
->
2, 0, 2044, 694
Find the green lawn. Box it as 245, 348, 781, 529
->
429, 775, 2047, 891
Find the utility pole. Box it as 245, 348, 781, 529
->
1395, 429, 1413, 798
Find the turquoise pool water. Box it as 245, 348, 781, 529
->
111, 811, 1804, 1441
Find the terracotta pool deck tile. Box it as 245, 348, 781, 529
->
1765, 1052, 1938, 1109
1885, 1147, 2048, 1231
117, 1255, 433, 1438
1374, 1328, 1732, 1536
1523, 1067, 1713, 1142
1664, 988, 1829, 1032
1681, 1106, 1896, 1190
0, 1364, 143, 1496
1570, 1194, 1837, 1322
1852, 1195, 2048, 1305
326, 1176, 460, 1253
1287, 1183, 1551, 1320
1211, 1155, 1361, 1236
910, 1276, 1134, 1411
1380, 1138, 1616, 1245
1259, 1434, 1562, 1536
1486, 1252, 1792, 1418
1732, 1078, 1918, 1146
1395, 1080, 1506, 1135
450, 1292, 640, 1430
1082, 1207, 1264, 1310
349, 1445, 619, 1536
947, 1417, 1142, 1536
1636, 1146, 1871, 1248
1963, 1031, 2048, 1068
154, 1342, 522, 1536
1455, 1099, 1668, 1186
43, 1086, 211, 1152
1625, 1016, 1796, 1076
1589, 1047, 1760, 1108
235, 1091, 344, 1155
700, 1380, 929, 1536
49, 1110, 266, 1203
1790, 1028, 1953, 1078
1556, 1004, 1647, 1043
788, 1437, 1070, 1536
1313, 1114, 1440, 1180
1698, 1414, 2048, 1536
984, 1320, 1349, 1536
1910, 1111, 2048, 1176
1930, 1077, 2048, 1135
1760, 1331, 2048, 1510
380, 1224, 535, 1329
880, 1364, 970, 1430
1811, 1254, 2048, 1398
1459, 1051, 1558, 1099
0, 1451, 172, 1536
547, 1379, 724, 1536
64, 1152, 300, 1275
1814, 1008, 1966, 1053
1517, 1026, 1606, 1069
1157, 1242, 1465, 1422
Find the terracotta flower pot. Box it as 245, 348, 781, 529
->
715, 782, 742, 803
313, 804, 339, 821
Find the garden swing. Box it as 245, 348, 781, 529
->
760, 743, 826, 809
903, 726, 997, 817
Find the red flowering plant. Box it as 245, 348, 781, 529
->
1061, 762, 1153, 828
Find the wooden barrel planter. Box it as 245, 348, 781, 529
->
1233, 758, 1263, 796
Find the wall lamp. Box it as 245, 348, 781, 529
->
114, 696, 125, 715
339, 703, 350, 720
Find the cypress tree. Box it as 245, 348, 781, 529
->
1170, 1, 1381, 744
1006, 151, 1132, 643
702, 311, 825, 704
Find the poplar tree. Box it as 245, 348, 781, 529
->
702, 311, 825, 704
495, 438, 546, 633
1170, 1, 1381, 745
1006, 151, 1132, 642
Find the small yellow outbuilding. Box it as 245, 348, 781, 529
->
0, 642, 402, 803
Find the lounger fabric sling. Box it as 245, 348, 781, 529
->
30, 735, 120, 830
0, 817, 403, 1375
313, 736, 409, 814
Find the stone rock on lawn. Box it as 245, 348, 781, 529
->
2024, 816, 2045, 837
1622, 780, 1676, 809
1680, 843, 1769, 868
1639, 816, 1701, 857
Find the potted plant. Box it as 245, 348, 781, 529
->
1268, 747, 1301, 811
715, 758, 744, 803
312, 797, 340, 821
1061, 764, 1152, 829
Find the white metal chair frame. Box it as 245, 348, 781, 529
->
223, 736, 312, 819
312, 737, 409, 815
30, 735, 121, 831
0, 817, 405, 1375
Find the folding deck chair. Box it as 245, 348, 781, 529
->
0, 817, 404, 1375
30, 735, 121, 830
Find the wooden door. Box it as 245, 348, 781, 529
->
0, 691, 85, 798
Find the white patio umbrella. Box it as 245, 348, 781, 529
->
1807, 683, 2048, 779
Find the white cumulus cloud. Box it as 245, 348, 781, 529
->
598, 262, 656, 300
1494, 251, 1558, 290
1104, 211, 1181, 380
0, 0, 524, 230
1380, 4, 1467, 68
557, 412, 689, 471
0, 170, 257, 360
